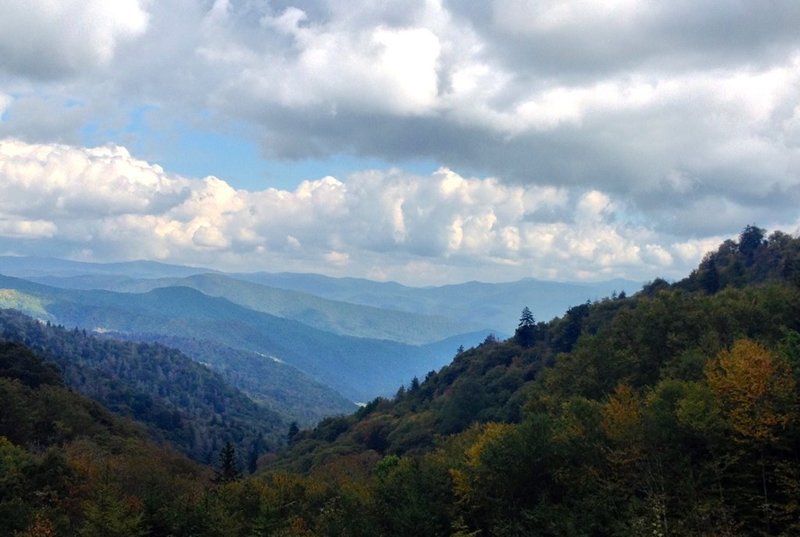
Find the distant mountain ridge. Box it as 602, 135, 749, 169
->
0, 255, 215, 279
0, 255, 639, 416
234, 271, 640, 330
0, 255, 640, 332
0, 273, 491, 402
24, 272, 480, 345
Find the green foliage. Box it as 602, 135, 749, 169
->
680, 227, 800, 292
0, 309, 284, 463
259, 225, 800, 536
0, 344, 209, 536
0, 342, 62, 388
79, 483, 148, 537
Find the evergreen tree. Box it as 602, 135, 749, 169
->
515, 306, 536, 347
248, 435, 264, 474
700, 255, 720, 294
739, 224, 766, 265
518, 306, 535, 328
213, 442, 240, 483
287, 422, 300, 444
410, 377, 420, 391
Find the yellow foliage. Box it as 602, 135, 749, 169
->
705, 339, 796, 443
463, 422, 514, 469
601, 384, 645, 466
601, 384, 643, 443
15, 513, 56, 537
451, 422, 514, 505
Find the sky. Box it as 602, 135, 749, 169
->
0, 0, 799, 285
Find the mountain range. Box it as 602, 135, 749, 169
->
3, 227, 797, 535
0, 255, 639, 415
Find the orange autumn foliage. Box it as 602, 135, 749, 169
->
705, 339, 796, 443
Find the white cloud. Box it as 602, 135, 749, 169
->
0, 0, 149, 78
0, 138, 775, 284
0, 218, 56, 238
0, 139, 191, 218
0, 94, 10, 119
0, 0, 798, 268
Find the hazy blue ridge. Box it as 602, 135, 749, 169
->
0, 307, 285, 463
233, 271, 641, 329
0, 256, 641, 334
0, 255, 215, 279
106, 331, 358, 426
0, 273, 489, 402
27, 271, 481, 345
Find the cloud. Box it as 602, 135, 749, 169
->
0, 0, 149, 79
0, 0, 798, 259
0, 138, 775, 284
0, 93, 10, 118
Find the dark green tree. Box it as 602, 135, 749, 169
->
700, 255, 720, 294
248, 435, 265, 474
287, 422, 300, 444
739, 224, 766, 265
515, 306, 536, 347
213, 442, 240, 483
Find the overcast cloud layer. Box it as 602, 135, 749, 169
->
0, 0, 799, 284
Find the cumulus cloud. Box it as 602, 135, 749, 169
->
0, 0, 799, 275
0, 0, 149, 79
0, 138, 774, 284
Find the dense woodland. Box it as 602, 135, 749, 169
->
2, 225, 800, 536
0, 311, 285, 464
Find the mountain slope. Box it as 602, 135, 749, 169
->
0, 308, 284, 463
0, 342, 212, 536
261, 226, 800, 536
4, 226, 799, 536
0, 275, 487, 402
108, 333, 357, 425
28, 272, 479, 345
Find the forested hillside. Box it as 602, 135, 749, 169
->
2, 225, 800, 536
0, 309, 285, 464
254, 226, 800, 535
110, 333, 357, 425
0, 342, 211, 536
0, 276, 487, 402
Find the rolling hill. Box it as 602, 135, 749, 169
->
24, 272, 479, 345
0, 274, 490, 402
233, 271, 640, 330
0, 308, 284, 463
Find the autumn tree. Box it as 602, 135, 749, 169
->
705, 339, 796, 531
705, 339, 795, 443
